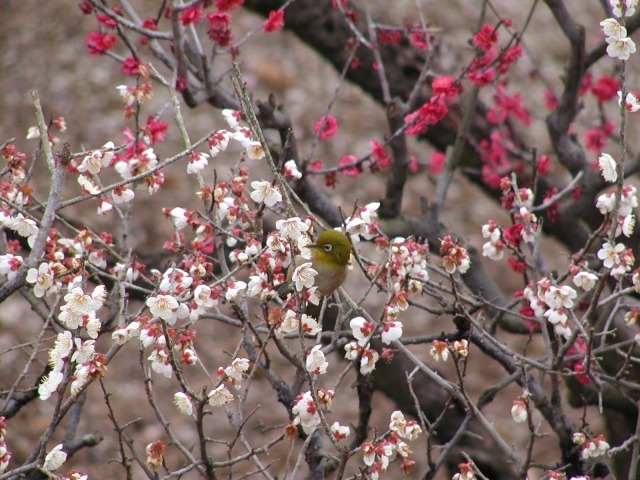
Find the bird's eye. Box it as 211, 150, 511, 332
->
323, 244, 333, 252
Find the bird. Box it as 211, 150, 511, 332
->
281, 230, 351, 298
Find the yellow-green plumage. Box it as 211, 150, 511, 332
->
286, 230, 351, 297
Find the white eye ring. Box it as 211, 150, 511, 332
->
323, 244, 332, 252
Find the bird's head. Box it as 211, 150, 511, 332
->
309, 230, 351, 267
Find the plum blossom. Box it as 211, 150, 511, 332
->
39, 370, 64, 401
25, 262, 56, 298
146, 294, 188, 325
283, 159, 302, 179
7, 213, 38, 247
173, 392, 193, 415
580, 435, 610, 459
223, 358, 250, 387
305, 345, 328, 375
292, 391, 320, 433
331, 422, 350, 440
543, 285, 577, 309
610, 0, 638, 17
276, 217, 309, 240
224, 280, 247, 301
149, 348, 172, 378
187, 152, 209, 174
208, 385, 234, 406
389, 410, 422, 440
292, 262, 317, 292
430, 340, 449, 362
243, 140, 265, 160
573, 271, 598, 291
607, 35, 636, 60
78, 141, 115, 174
598, 153, 617, 182
511, 398, 528, 423
42, 444, 67, 471
250, 180, 282, 206
381, 321, 403, 344
49, 331, 73, 370
619, 90, 640, 112
601, 18, 627, 38
597, 241, 625, 268
351, 317, 374, 346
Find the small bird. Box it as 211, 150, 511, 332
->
283, 230, 351, 298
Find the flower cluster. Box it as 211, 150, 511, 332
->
291, 389, 334, 434
601, 0, 638, 60
572, 432, 610, 459
440, 235, 471, 274
39, 285, 108, 401
360, 411, 422, 478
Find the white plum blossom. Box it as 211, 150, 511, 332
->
25, 263, 55, 298
598, 153, 618, 182
224, 358, 250, 387
209, 130, 231, 157
359, 349, 379, 374
97, 199, 113, 216
601, 18, 627, 38
208, 385, 234, 406
276, 309, 299, 338
596, 191, 616, 214
573, 271, 598, 291
283, 159, 302, 179
389, 410, 422, 440
7, 213, 38, 247
330, 422, 350, 440
292, 391, 320, 434
222, 109, 241, 130
225, 280, 247, 301
250, 180, 282, 207
26, 125, 40, 140
78, 141, 115, 174
187, 152, 209, 174
511, 399, 528, 423
597, 241, 625, 268
159, 268, 193, 293
149, 348, 172, 378
430, 341, 449, 362
193, 284, 217, 309
243, 140, 265, 160
39, 370, 64, 401
0, 254, 23, 280
610, 0, 638, 17
42, 444, 67, 471
77, 174, 100, 195
49, 331, 73, 370
619, 90, 640, 112
381, 321, 403, 344
112, 186, 135, 204
292, 262, 317, 292
306, 345, 328, 375
71, 338, 95, 364
146, 294, 188, 325
169, 207, 190, 230
301, 314, 321, 335
173, 392, 193, 415
543, 285, 577, 309
581, 435, 610, 459
350, 317, 373, 346
620, 214, 636, 237
276, 217, 309, 240
607, 36, 636, 60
